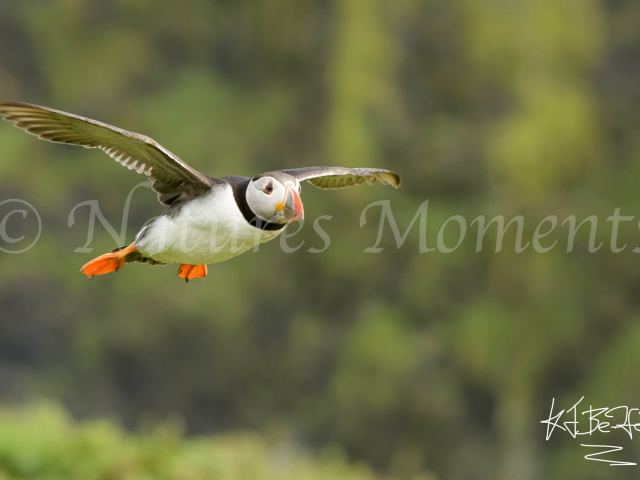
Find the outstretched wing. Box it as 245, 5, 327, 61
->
0, 101, 217, 205
278, 166, 400, 190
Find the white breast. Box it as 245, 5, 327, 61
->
135, 184, 283, 265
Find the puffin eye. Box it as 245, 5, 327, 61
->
264, 183, 273, 194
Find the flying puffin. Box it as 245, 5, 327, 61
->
0, 102, 400, 282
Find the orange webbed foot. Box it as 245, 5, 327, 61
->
80, 243, 136, 279
177, 264, 208, 282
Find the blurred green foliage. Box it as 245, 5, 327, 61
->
1, 0, 640, 479
0, 404, 403, 480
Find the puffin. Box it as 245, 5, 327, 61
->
0, 101, 400, 281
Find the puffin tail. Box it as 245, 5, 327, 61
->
80, 243, 137, 279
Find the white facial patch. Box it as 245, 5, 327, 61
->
246, 176, 288, 223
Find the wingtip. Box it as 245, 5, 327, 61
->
390, 172, 401, 188
373, 171, 401, 189
0, 100, 37, 110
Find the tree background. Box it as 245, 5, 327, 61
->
1, 0, 640, 479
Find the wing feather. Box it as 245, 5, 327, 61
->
278, 166, 400, 190
0, 101, 217, 205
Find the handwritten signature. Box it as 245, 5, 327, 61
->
542, 397, 640, 466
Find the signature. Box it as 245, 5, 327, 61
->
542, 397, 640, 466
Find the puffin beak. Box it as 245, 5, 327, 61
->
284, 185, 304, 223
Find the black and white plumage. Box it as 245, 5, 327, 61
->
0, 101, 400, 281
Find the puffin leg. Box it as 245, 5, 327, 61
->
177, 264, 207, 282
80, 243, 137, 279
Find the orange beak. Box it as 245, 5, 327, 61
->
284, 186, 304, 223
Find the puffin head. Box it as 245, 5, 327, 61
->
246, 172, 304, 224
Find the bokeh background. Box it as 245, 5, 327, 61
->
1, 0, 640, 479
